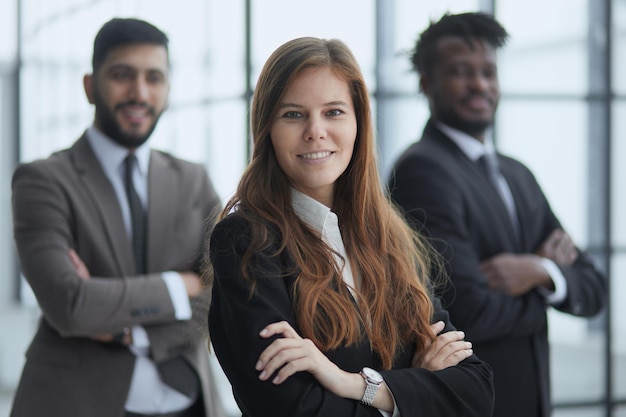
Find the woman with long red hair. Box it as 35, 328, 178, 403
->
206, 37, 494, 416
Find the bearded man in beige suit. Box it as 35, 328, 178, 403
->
10, 18, 225, 417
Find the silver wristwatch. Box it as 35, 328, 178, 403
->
360, 367, 383, 406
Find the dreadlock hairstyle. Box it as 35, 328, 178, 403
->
217, 37, 440, 369
410, 12, 509, 77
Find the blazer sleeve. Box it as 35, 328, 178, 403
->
144, 164, 222, 361
389, 154, 550, 343
208, 215, 494, 417
553, 251, 607, 317
12, 160, 179, 337
510, 163, 607, 318
382, 299, 494, 417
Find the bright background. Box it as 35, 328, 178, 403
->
0, 1, 624, 416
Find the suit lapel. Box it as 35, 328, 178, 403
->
425, 124, 521, 251
146, 151, 178, 272
70, 135, 135, 274
474, 154, 521, 247
465, 152, 520, 244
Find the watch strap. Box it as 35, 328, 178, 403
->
360, 380, 379, 406
360, 368, 382, 406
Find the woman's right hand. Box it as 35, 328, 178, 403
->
256, 321, 351, 392
256, 321, 394, 412
412, 321, 473, 370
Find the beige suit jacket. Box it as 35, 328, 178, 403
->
10, 134, 226, 417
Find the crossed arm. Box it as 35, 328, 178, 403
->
209, 215, 494, 417
481, 229, 578, 297
254, 320, 473, 413
67, 248, 203, 345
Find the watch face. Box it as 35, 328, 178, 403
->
362, 367, 383, 383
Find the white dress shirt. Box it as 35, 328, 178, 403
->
86, 126, 194, 413
436, 122, 567, 305
291, 189, 399, 417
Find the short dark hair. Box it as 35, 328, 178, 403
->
409, 12, 509, 76
92, 18, 169, 72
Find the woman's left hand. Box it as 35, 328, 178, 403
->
256, 321, 358, 397
413, 321, 473, 370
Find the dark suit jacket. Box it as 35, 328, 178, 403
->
208, 212, 495, 417
10, 134, 225, 417
388, 120, 607, 417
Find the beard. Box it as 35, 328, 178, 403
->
92, 87, 163, 149
433, 97, 496, 137
439, 112, 492, 137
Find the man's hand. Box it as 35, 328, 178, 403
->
480, 253, 551, 297
180, 272, 203, 297
69, 248, 90, 280
536, 229, 578, 267
91, 329, 132, 345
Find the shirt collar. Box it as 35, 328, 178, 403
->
435, 121, 496, 162
290, 188, 357, 292
85, 125, 151, 177
290, 188, 336, 235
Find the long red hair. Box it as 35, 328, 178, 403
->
218, 37, 438, 369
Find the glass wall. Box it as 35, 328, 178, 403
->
18, 0, 248, 203
375, 0, 481, 176
0, 0, 18, 306
612, 0, 626, 411
1, 0, 624, 415
613, 103, 626, 403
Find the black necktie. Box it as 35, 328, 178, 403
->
124, 154, 146, 274
158, 357, 200, 400
124, 155, 199, 399
476, 153, 520, 238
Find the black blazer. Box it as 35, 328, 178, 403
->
208, 212, 495, 417
388, 120, 606, 417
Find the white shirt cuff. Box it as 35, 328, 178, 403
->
537, 258, 568, 304
161, 271, 192, 320
130, 326, 150, 356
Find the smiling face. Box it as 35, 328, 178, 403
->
84, 43, 170, 149
422, 36, 499, 142
270, 66, 357, 207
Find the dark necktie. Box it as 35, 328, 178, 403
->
124, 154, 146, 274
476, 153, 520, 238
157, 357, 200, 400
124, 155, 199, 399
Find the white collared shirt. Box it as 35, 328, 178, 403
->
435, 122, 567, 305
86, 126, 193, 413
291, 189, 358, 294
438, 123, 521, 238
290, 189, 398, 417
